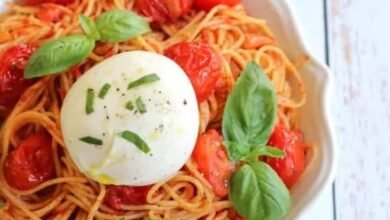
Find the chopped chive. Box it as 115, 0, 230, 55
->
79, 136, 103, 145
136, 97, 147, 114
98, 83, 111, 99
127, 74, 160, 90
86, 88, 95, 114
126, 101, 134, 111
120, 130, 151, 153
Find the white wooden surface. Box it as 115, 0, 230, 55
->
294, 0, 390, 219
328, 0, 390, 219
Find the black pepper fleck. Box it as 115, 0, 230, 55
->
106, 116, 110, 120
183, 99, 187, 105
166, 101, 171, 105
148, 98, 151, 102
121, 93, 125, 96
102, 133, 106, 136
116, 88, 120, 92
158, 91, 162, 94
104, 105, 107, 109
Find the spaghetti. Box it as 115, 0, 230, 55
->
0, 0, 307, 219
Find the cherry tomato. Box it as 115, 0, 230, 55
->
134, 0, 193, 23
165, 42, 222, 102
267, 123, 306, 188
36, 5, 64, 23
4, 133, 55, 190
0, 44, 36, 111
194, 0, 240, 11
105, 185, 151, 210
192, 129, 234, 197
25, 0, 74, 5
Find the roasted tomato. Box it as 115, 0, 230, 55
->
25, 0, 75, 5
0, 44, 36, 112
267, 123, 306, 188
4, 133, 55, 190
134, 0, 193, 23
194, 0, 240, 11
165, 42, 222, 102
36, 4, 65, 23
192, 129, 234, 197
105, 185, 152, 210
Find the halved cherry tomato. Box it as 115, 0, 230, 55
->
192, 129, 234, 197
36, 4, 64, 23
267, 123, 306, 188
25, 0, 75, 5
194, 0, 240, 11
165, 42, 222, 102
134, 0, 193, 23
0, 44, 37, 112
4, 133, 55, 190
105, 185, 152, 210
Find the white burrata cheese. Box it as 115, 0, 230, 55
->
61, 51, 199, 186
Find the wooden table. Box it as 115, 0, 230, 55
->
292, 0, 390, 219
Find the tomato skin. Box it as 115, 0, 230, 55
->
36, 4, 64, 22
165, 42, 222, 102
267, 123, 306, 188
105, 185, 152, 210
194, 0, 240, 11
4, 133, 55, 190
192, 129, 234, 197
135, 0, 193, 23
0, 44, 37, 111
25, 0, 74, 5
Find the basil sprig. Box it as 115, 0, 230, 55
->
229, 162, 291, 220
24, 10, 150, 78
222, 62, 290, 220
96, 10, 151, 43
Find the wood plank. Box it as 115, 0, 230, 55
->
289, 0, 335, 219
327, 0, 390, 219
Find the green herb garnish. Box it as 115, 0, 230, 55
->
24, 35, 95, 78
86, 88, 95, 114
135, 97, 147, 114
79, 136, 103, 145
98, 83, 111, 99
24, 11, 150, 78
126, 101, 134, 111
127, 74, 160, 90
221, 62, 290, 220
95, 10, 151, 43
120, 130, 151, 153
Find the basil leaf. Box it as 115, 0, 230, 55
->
79, 15, 101, 40
222, 61, 277, 161
243, 146, 285, 162
229, 162, 291, 220
95, 10, 151, 43
24, 35, 95, 78
120, 130, 151, 153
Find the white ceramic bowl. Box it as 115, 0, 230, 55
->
0, 0, 336, 219
242, 0, 337, 219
